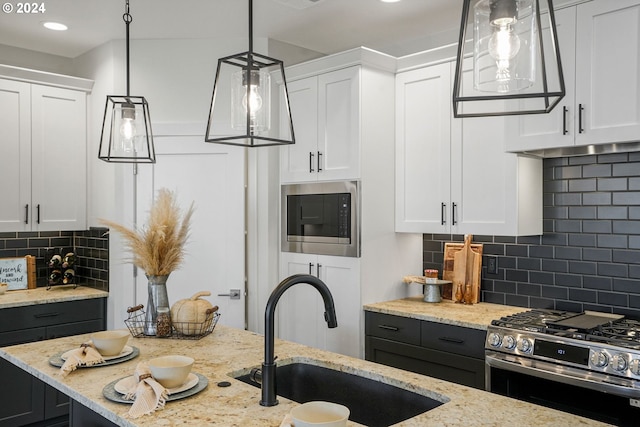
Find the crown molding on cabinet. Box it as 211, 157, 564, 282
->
0, 64, 94, 92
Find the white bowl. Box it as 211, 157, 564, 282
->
91, 330, 130, 356
148, 355, 194, 388
291, 401, 350, 427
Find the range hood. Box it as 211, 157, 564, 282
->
520, 140, 640, 158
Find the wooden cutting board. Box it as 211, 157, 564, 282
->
442, 236, 482, 303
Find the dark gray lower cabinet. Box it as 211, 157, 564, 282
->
0, 298, 107, 427
69, 400, 118, 427
365, 311, 486, 390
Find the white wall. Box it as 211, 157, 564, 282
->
0, 43, 75, 75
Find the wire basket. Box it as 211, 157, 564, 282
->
124, 304, 220, 340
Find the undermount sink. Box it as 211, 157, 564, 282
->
233, 360, 446, 427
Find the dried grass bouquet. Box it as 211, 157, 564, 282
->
100, 189, 194, 276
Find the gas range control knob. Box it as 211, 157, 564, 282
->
611, 354, 629, 372
629, 359, 640, 376
488, 332, 502, 347
517, 338, 532, 353
590, 351, 609, 368
503, 335, 516, 350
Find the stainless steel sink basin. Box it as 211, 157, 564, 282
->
234, 361, 446, 427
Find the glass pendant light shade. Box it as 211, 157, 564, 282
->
98, 0, 156, 163
99, 95, 155, 163
453, 0, 565, 117
205, 0, 295, 148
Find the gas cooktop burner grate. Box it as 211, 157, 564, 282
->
491, 309, 640, 349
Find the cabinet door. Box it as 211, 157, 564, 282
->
395, 63, 451, 233
317, 66, 360, 181
575, 0, 640, 146
278, 252, 323, 349
504, 7, 577, 151
0, 79, 31, 232
280, 77, 318, 183
31, 85, 87, 231
317, 255, 360, 358
0, 358, 45, 426
452, 59, 543, 236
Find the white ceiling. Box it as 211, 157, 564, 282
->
0, 0, 463, 59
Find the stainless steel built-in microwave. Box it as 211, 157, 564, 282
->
281, 181, 360, 257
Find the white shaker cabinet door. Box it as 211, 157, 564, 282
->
278, 252, 324, 349
504, 7, 576, 152
0, 79, 31, 232
574, 0, 640, 146
280, 77, 318, 183
395, 63, 451, 233
317, 66, 360, 182
31, 85, 87, 231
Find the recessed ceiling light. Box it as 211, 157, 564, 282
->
43, 22, 68, 31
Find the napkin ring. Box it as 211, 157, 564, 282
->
138, 373, 152, 381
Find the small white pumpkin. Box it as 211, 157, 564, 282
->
170, 291, 214, 335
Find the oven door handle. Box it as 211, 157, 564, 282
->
486, 352, 640, 399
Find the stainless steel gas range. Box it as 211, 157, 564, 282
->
485, 309, 640, 426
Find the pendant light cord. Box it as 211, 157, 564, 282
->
124, 0, 132, 97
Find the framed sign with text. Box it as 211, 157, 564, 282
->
0, 255, 36, 290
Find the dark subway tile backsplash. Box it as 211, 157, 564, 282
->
0, 228, 109, 291
423, 153, 640, 318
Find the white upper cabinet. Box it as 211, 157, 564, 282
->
506, 0, 640, 151
281, 66, 360, 183
396, 61, 542, 236
0, 77, 88, 232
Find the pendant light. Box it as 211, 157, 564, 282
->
205, 0, 295, 147
453, 0, 565, 118
99, 0, 155, 163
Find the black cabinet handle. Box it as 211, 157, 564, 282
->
578, 104, 584, 133
439, 336, 464, 344
441, 203, 446, 225
34, 312, 60, 318
562, 106, 569, 135
452, 203, 457, 226
25, 204, 29, 224
308, 262, 314, 275
36, 204, 41, 224
317, 151, 323, 172
309, 152, 315, 173
317, 263, 322, 279
377, 324, 400, 332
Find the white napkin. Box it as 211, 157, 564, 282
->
122, 362, 168, 418
59, 343, 104, 377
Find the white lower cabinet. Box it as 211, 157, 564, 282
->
278, 252, 360, 358
395, 62, 542, 236
0, 77, 88, 232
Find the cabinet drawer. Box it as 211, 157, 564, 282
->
0, 298, 106, 333
365, 312, 421, 346
421, 322, 486, 359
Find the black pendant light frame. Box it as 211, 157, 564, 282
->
452, 0, 566, 118
98, 0, 156, 163
205, 0, 296, 148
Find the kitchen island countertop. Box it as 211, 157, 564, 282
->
0, 285, 108, 309
0, 324, 610, 426
364, 296, 525, 330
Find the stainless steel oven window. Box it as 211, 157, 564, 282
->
281, 180, 361, 257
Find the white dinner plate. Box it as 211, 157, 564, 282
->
61, 345, 133, 361
114, 372, 199, 395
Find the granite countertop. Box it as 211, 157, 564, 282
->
364, 296, 526, 330
0, 285, 108, 309
0, 324, 610, 427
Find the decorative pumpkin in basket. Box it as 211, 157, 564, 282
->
171, 291, 215, 336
